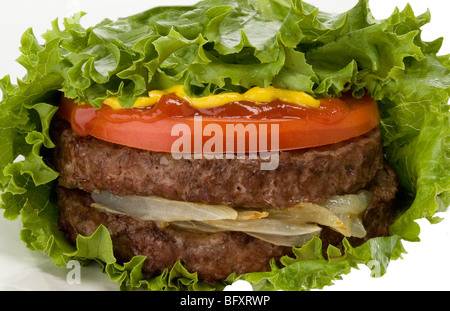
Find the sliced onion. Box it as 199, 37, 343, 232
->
319, 191, 371, 238
91, 191, 238, 222
235, 210, 269, 220
170, 221, 225, 233
321, 191, 372, 215
91, 202, 126, 216
170, 221, 320, 247
267, 203, 350, 236
263, 191, 371, 238
90, 190, 372, 244
246, 232, 318, 247
205, 218, 322, 236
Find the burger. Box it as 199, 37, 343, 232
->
0, 0, 449, 291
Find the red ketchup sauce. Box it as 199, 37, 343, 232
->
60, 94, 354, 137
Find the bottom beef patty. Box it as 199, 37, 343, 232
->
57, 163, 398, 283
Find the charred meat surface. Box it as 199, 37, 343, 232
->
53, 119, 384, 209
52, 118, 398, 282
57, 163, 397, 282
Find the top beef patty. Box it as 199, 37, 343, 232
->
52, 119, 384, 208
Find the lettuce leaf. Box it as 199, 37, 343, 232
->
0, 0, 449, 291
245, 235, 405, 291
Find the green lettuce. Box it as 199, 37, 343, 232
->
0, 0, 449, 290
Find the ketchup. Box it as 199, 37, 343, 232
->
61, 94, 355, 137
199, 98, 350, 124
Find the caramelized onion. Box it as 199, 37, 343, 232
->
91, 190, 371, 246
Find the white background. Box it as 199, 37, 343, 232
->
0, 0, 449, 291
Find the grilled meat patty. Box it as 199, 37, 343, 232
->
52, 119, 398, 282
53, 119, 384, 208
57, 163, 397, 283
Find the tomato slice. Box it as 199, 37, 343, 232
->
59, 93, 380, 153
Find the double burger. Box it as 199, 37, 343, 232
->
0, 0, 449, 290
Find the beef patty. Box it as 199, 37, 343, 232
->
53, 119, 384, 208
57, 163, 397, 283
51, 119, 398, 283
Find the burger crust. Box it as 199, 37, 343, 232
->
56, 163, 397, 283
57, 186, 291, 282
52, 119, 398, 282
52, 119, 384, 209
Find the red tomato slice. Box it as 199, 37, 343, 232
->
59, 94, 380, 154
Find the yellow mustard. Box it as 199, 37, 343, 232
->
103, 85, 320, 110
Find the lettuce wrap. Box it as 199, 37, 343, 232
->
0, 0, 449, 290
